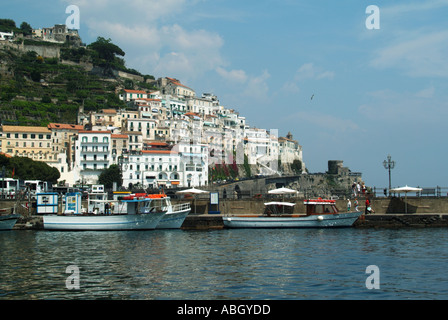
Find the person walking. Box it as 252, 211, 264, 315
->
354, 198, 359, 212
347, 199, 351, 212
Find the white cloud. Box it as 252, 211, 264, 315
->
216, 67, 248, 83
294, 63, 334, 81
383, 0, 448, 15
63, 0, 225, 80
243, 70, 270, 100
370, 30, 448, 78
279, 63, 333, 95
291, 111, 360, 133
415, 87, 435, 98
358, 88, 448, 126
281, 81, 300, 94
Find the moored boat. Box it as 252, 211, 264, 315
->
222, 198, 362, 228
43, 187, 191, 231
0, 213, 20, 230
121, 193, 191, 229
157, 202, 191, 229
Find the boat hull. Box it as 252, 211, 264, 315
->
0, 214, 20, 230
222, 212, 362, 228
156, 209, 190, 229
43, 212, 166, 231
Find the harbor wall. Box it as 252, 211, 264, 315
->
7, 197, 448, 230
5, 197, 448, 215
179, 197, 448, 215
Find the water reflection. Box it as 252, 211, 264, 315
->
1, 228, 448, 299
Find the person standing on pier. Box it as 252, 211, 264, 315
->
365, 198, 370, 214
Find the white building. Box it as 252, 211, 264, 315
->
0, 32, 14, 41
186, 96, 217, 115
176, 141, 209, 187
119, 89, 149, 102
74, 131, 112, 185
279, 132, 305, 172
164, 95, 187, 116
121, 148, 181, 189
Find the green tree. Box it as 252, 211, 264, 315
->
290, 160, 302, 174
20, 22, 33, 36
0, 19, 17, 32
98, 164, 122, 189
7, 156, 60, 184
88, 37, 125, 75
243, 154, 251, 177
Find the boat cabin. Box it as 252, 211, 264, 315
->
304, 199, 339, 215
264, 202, 295, 215
115, 193, 170, 215
87, 185, 108, 214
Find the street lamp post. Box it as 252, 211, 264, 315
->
383, 154, 395, 196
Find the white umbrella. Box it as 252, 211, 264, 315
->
268, 187, 298, 213
176, 187, 209, 195
176, 188, 209, 214
268, 187, 298, 195
389, 185, 422, 214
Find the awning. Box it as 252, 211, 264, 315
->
264, 202, 295, 206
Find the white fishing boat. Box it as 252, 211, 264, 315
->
0, 213, 20, 230
118, 192, 191, 229
157, 201, 191, 229
43, 187, 191, 231
222, 199, 362, 228
43, 186, 167, 231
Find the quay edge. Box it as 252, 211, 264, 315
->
11, 213, 448, 230
8, 197, 448, 230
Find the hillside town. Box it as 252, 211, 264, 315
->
0, 77, 305, 188
0, 23, 305, 190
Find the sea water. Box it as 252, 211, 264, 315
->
1, 228, 448, 300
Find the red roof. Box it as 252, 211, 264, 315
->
148, 142, 168, 146
166, 77, 194, 91
111, 134, 128, 139
48, 123, 83, 130
142, 150, 178, 155
124, 89, 147, 94
79, 130, 111, 134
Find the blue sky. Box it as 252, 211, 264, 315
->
3, 0, 448, 189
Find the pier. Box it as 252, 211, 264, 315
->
8, 197, 448, 230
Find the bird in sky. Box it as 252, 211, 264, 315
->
310, 94, 314, 100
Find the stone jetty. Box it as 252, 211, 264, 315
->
10, 196, 448, 230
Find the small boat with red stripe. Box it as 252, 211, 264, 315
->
222, 198, 362, 228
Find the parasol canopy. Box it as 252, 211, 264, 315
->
389, 185, 422, 214
389, 185, 422, 194
176, 188, 209, 214
176, 187, 209, 194
268, 187, 298, 195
